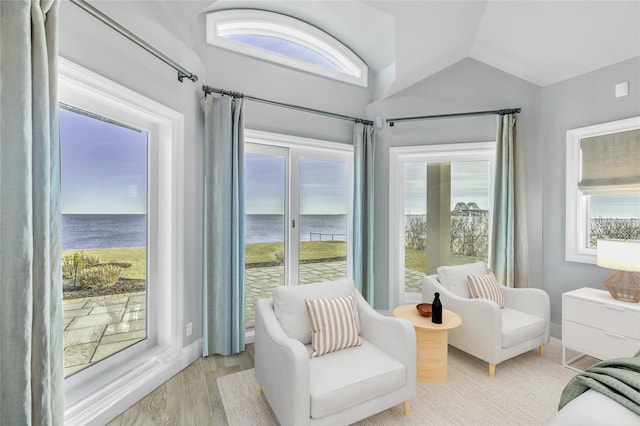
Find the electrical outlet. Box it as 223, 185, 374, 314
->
186, 322, 192, 337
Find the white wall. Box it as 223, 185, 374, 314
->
366, 58, 543, 310
540, 56, 640, 335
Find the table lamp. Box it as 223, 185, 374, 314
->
596, 239, 640, 303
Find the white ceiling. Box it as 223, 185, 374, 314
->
120, 1, 640, 99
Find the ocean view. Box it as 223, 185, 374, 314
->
62, 213, 346, 249
62, 214, 147, 250
247, 214, 346, 243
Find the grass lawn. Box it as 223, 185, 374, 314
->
405, 248, 486, 273
62, 245, 483, 280
245, 241, 346, 266
62, 247, 146, 280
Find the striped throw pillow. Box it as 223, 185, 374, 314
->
305, 294, 362, 358
466, 273, 505, 308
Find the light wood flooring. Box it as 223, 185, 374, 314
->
106, 344, 255, 425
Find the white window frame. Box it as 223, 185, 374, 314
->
206, 9, 368, 87
59, 58, 186, 426
244, 129, 354, 285
389, 142, 496, 309
565, 116, 640, 264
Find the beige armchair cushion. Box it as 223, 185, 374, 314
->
305, 294, 361, 357
467, 273, 505, 308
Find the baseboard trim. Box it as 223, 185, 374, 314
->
550, 322, 562, 340
64, 339, 203, 426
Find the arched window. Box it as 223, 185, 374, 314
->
206, 9, 368, 87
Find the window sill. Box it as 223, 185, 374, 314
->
64, 339, 202, 426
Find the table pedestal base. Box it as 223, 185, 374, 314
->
416, 327, 449, 383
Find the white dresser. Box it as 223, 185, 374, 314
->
562, 287, 640, 371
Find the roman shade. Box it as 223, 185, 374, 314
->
579, 129, 640, 194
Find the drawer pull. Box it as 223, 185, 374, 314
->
604, 305, 625, 312
604, 331, 626, 339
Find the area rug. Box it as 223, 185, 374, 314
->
217, 338, 590, 425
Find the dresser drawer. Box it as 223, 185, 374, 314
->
564, 296, 640, 339
564, 321, 640, 360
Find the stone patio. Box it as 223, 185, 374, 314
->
244, 261, 425, 327
62, 262, 426, 375
63, 292, 146, 377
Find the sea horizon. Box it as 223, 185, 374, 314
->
62, 213, 348, 249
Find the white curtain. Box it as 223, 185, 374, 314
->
353, 123, 375, 304
490, 114, 529, 288
0, 1, 64, 424
203, 94, 246, 356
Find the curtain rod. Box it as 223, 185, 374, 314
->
202, 85, 374, 126
386, 108, 521, 127
69, 0, 198, 83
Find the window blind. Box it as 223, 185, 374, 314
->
579, 128, 640, 194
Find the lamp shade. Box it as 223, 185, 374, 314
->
597, 240, 640, 272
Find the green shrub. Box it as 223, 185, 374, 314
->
78, 265, 122, 289
62, 251, 101, 286
590, 218, 640, 247
274, 250, 285, 265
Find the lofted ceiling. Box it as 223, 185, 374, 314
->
113, 1, 640, 99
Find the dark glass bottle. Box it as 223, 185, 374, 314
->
432, 292, 443, 324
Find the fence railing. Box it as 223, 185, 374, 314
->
309, 232, 346, 241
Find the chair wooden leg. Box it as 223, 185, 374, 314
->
257, 385, 263, 396
539, 344, 545, 356
489, 363, 496, 378
403, 400, 410, 416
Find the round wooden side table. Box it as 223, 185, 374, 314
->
393, 305, 462, 383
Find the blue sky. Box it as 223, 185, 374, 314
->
227, 34, 342, 73
245, 153, 348, 215
60, 108, 147, 214
590, 194, 640, 219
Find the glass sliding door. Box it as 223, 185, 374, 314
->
244, 145, 287, 328
244, 132, 353, 329
297, 156, 350, 284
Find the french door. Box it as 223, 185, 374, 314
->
244, 131, 353, 328
389, 142, 495, 306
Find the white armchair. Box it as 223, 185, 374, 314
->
422, 262, 550, 378
255, 279, 416, 426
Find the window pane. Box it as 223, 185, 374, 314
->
298, 157, 348, 284
244, 152, 286, 328
404, 163, 427, 293
60, 106, 147, 377
403, 161, 490, 294
226, 34, 344, 73
587, 193, 640, 247
450, 161, 490, 264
